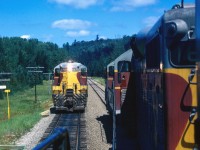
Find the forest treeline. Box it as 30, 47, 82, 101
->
0, 35, 131, 95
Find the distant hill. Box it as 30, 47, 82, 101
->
0, 35, 132, 95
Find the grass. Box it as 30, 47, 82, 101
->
0, 80, 52, 145
91, 77, 105, 86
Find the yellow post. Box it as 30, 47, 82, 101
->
4, 89, 11, 119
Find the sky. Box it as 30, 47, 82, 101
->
0, 0, 195, 47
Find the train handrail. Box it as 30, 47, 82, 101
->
112, 80, 116, 150
32, 127, 71, 150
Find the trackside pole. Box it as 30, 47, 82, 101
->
4, 89, 11, 119
26, 67, 44, 103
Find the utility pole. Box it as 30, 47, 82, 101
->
26, 67, 44, 103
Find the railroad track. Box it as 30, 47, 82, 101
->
39, 78, 106, 149
40, 113, 87, 150
87, 78, 106, 106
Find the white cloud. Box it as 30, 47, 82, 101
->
143, 16, 159, 27
49, 0, 100, 8
111, 0, 157, 11
52, 19, 93, 30
66, 30, 90, 37
20, 35, 31, 39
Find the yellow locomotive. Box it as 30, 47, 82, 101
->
50, 61, 88, 113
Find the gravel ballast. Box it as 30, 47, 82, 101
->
86, 85, 112, 150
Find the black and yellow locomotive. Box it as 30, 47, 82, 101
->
50, 61, 88, 113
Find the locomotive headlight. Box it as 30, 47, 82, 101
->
165, 19, 188, 38
167, 23, 177, 37
165, 19, 188, 48
67, 63, 73, 71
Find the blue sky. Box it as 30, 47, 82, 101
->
0, 0, 194, 47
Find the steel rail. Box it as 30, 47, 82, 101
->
37, 113, 86, 150
88, 78, 106, 106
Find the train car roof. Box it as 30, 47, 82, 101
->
107, 61, 114, 67
114, 49, 133, 68
54, 62, 87, 72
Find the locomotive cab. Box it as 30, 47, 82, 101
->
130, 4, 198, 150
105, 49, 133, 117
105, 61, 114, 111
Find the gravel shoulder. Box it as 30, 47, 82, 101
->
15, 113, 55, 149
85, 85, 112, 150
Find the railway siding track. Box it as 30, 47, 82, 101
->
88, 78, 106, 106
40, 113, 87, 150
86, 79, 112, 150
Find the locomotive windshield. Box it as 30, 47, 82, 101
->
81, 68, 87, 76
118, 61, 131, 72
169, 39, 195, 67
108, 66, 114, 77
